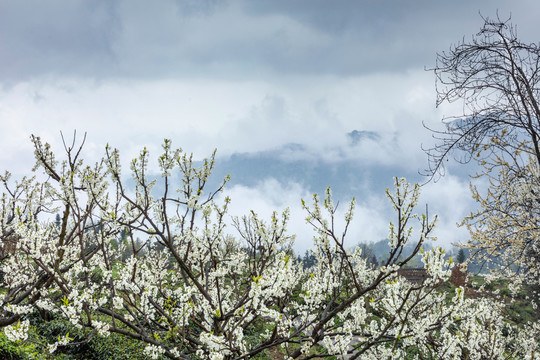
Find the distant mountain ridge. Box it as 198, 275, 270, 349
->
210, 129, 415, 202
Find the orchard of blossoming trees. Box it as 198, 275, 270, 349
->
0, 133, 538, 360
2, 15, 540, 360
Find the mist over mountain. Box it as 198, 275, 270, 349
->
210, 129, 473, 201
211, 130, 423, 202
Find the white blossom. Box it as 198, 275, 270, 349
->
4, 320, 29, 342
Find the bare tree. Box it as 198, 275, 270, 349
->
425, 14, 540, 178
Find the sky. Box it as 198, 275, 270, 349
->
1, 1, 539, 253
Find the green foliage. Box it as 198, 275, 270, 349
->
0, 331, 45, 360
3, 312, 148, 360
0, 333, 24, 360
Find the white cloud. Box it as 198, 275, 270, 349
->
419, 173, 477, 246
220, 178, 391, 254
219, 174, 475, 255
0, 70, 439, 174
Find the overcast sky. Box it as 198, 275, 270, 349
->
1, 1, 539, 252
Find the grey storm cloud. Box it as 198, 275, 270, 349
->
0, 0, 120, 83
2, 0, 539, 85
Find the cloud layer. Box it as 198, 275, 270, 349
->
1, 1, 534, 253
2, 1, 538, 83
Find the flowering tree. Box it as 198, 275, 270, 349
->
1, 135, 539, 359
426, 15, 540, 295
463, 153, 540, 289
